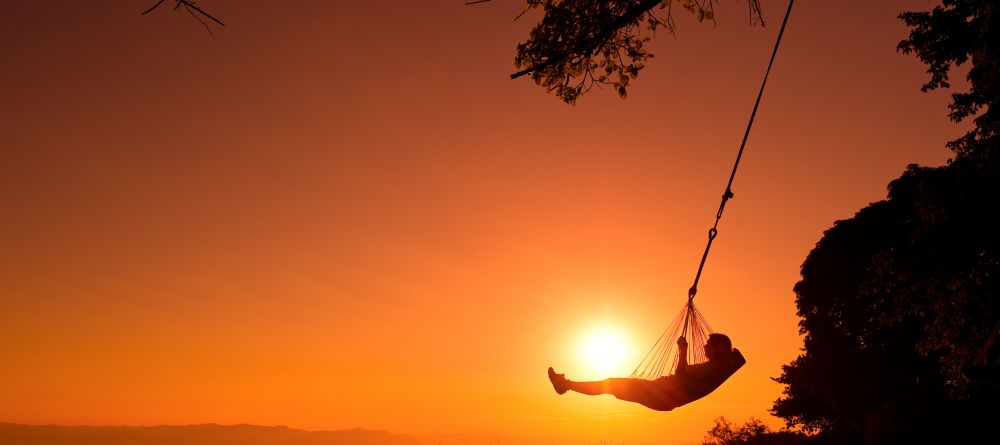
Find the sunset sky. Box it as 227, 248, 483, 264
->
0, 1, 966, 444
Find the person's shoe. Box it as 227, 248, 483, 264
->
548, 367, 568, 395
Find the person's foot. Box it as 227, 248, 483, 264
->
548, 367, 568, 395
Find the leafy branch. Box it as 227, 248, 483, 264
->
509, 0, 763, 104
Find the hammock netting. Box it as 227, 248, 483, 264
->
629, 300, 713, 379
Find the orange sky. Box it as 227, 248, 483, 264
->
0, 1, 966, 444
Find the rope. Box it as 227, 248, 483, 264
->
629, 0, 795, 380
682, 0, 795, 333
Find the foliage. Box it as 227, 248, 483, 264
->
870, 156, 1000, 390
772, 150, 1000, 444
898, 0, 1000, 155
770, 3, 1000, 442
513, 0, 762, 104
701, 417, 807, 445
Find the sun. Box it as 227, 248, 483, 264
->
577, 325, 632, 377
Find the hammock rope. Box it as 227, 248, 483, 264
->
630, 0, 794, 380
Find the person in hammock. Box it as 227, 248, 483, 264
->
547, 333, 746, 411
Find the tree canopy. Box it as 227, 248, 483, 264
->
772, 2, 1000, 443
898, 0, 1000, 156
512, 0, 762, 103
772, 157, 1000, 443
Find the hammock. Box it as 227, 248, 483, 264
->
630, 300, 713, 379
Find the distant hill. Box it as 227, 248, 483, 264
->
0, 423, 440, 445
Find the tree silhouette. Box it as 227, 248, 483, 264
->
773, 158, 1000, 444
772, 2, 1000, 443
510, 0, 763, 103
700, 417, 812, 445
898, 0, 999, 156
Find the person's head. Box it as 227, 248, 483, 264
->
704, 333, 732, 362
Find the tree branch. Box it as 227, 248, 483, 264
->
510, 0, 662, 79
142, 0, 225, 28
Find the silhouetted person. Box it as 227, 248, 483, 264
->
547, 333, 746, 411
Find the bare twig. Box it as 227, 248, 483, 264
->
749, 0, 765, 26
142, 0, 168, 15
183, 3, 214, 35
142, 0, 225, 31
514, 7, 529, 21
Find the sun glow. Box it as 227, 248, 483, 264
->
577, 325, 633, 378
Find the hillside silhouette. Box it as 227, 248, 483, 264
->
0, 423, 449, 445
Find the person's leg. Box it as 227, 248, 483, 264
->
564, 377, 622, 395
549, 368, 631, 397
560, 374, 679, 411
568, 377, 657, 398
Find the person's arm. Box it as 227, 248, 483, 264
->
675, 336, 689, 375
